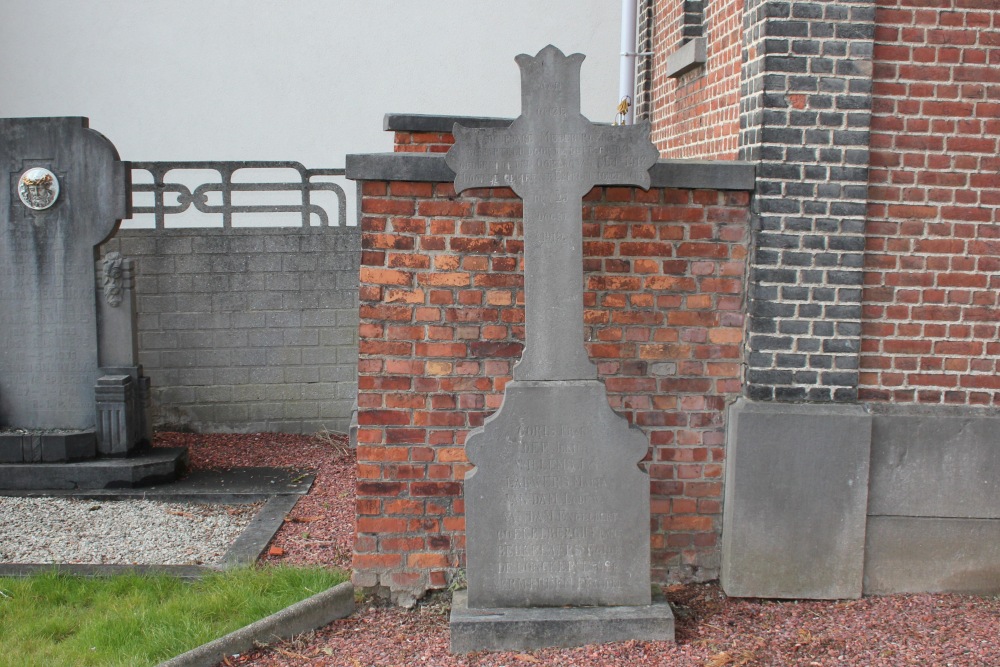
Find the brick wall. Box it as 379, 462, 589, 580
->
348, 162, 751, 602
738, 0, 876, 402
647, 0, 744, 158
860, 1, 1000, 405
101, 227, 359, 433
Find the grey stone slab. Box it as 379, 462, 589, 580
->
449, 590, 674, 653
464, 381, 651, 608
0, 117, 127, 430
869, 411, 1000, 519
0, 446, 188, 490
864, 516, 1000, 595
665, 37, 707, 78
649, 160, 755, 191
721, 399, 872, 599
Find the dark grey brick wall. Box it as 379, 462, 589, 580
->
100, 227, 360, 434
739, 0, 875, 402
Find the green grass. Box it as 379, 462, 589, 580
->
0, 566, 348, 667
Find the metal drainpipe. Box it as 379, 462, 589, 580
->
619, 0, 638, 125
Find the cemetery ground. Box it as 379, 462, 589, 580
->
153, 432, 999, 667
0, 429, 997, 665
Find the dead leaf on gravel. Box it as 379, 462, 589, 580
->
275, 647, 310, 660
287, 515, 323, 523
167, 510, 195, 518
705, 652, 733, 667
514, 654, 540, 663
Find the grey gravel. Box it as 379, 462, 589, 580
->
0, 497, 262, 565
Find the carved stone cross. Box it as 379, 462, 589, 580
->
446, 45, 659, 381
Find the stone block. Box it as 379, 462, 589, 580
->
869, 409, 1000, 519
41, 431, 97, 462
22, 435, 42, 462
864, 516, 1000, 595
0, 434, 22, 463
95, 374, 139, 456
449, 591, 674, 653
721, 399, 872, 599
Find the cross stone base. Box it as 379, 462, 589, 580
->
449, 590, 675, 653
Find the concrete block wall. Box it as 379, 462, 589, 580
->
100, 227, 359, 433
346, 144, 754, 602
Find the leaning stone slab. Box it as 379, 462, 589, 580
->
450, 590, 674, 653
157, 581, 355, 667
721, 399, 872, 599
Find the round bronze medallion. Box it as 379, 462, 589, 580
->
17, 167, 60, 211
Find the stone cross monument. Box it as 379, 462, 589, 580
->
445, 46, 673, 652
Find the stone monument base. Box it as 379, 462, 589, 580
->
0, 446, 188, 490
0, 430, 97, 463
449, 590, 675, 653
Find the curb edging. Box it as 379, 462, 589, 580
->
157, 580, 355, 667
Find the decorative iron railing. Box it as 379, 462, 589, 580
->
129, 161, 347, 228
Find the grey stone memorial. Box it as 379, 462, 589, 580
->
0, 117, 185, 488
445, 46, 673, 652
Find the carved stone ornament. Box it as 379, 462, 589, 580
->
17, 167, 59, 210
102, 252, 125, 307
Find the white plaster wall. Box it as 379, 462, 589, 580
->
0, 1, 621, 165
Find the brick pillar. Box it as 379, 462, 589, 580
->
740, 0, 876, 402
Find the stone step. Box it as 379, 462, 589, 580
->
0, 447, 188, 490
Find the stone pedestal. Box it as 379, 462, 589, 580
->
95, 374, 139, 456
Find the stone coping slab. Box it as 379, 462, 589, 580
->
384, 113, 513, 132
346, 152, 755, 191
449, 590, 675, 653
157, 580, 355, 667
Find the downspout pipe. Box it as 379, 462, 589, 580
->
619, 0, 638, 125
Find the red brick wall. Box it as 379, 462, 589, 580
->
647, 0, 744, 158
392, 131, 454, 153
860, 1, 1000, 405
353, 179, 750, 601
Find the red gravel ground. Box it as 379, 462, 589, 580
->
156, 432, 1000, 667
